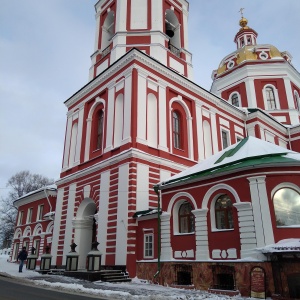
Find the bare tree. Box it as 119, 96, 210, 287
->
0, 170, 54, 248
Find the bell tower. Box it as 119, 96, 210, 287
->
89, 0, 193, 80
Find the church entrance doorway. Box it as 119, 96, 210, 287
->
72, 198, 97, 270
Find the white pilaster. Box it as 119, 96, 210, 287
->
233, 202, 264, 259
136, 69, 147, 144
51, 187, 64, 265
187, 116, 194, 160
192, 208, 209, 260
115, 164, 129, 265
160, 213, 172, 261
98, 171, 110, 265
122, 70, 133, 144
104, 82, 115, 152
283, 77, 295, 109
210, 110, 218, 154
245, 78, 257, 107
62, 112, 73, 169
158, 81, 168, 152
62, 183, 77, 265
196, 102, 204, 161
74, 104, 84, 165
248, 176, 274, 247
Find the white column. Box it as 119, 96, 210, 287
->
245, 78, 257, 107
192, 209, 209, 260
136, 69, 148, 144
248, 176, 274, 247
158, 81, 168, 151
122, 70, 132, 144
160, 213, 172, 261
104, 82, 115, 152
73, 219, 93, 270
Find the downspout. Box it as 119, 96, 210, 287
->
153, 185, 161, 279
44, 188, 53, 220
288, 126, 292, 150
244, 108, 249, 137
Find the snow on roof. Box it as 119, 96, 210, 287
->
14, 184, 57, 202
260, 239, 300, 253
159, 136, 300, 187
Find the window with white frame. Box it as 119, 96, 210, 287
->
264, 86, 277, 110
215, 194, 234, 230
173, 110, 182, 149
34, 239, 40, 256
144, 233, 154, 258
178, 202, 195, 233
230, 93, 240, 107
17, 211, 23, 225
273, 187, 300, 226
37, 204, 44, 221
26, 208, 33, 224
221, 130, 229, 149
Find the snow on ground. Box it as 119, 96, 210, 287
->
0, 254, 249, 300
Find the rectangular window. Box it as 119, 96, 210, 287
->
144, 233, 154, 258
13, 243, 20, 260
23, 241, 29, 251
221, 130, 229, 149
34, 239, 40, 257
37, 204, 44, 221
17, 211, 23, 225
27, 208, 33, 224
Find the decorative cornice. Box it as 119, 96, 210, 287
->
56, 148, 191, 186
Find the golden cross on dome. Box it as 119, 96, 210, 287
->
239, 8, 245, 18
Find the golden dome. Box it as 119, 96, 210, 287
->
239, 17, 249, 30
216, 45, 283, 76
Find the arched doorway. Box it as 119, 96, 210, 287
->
72, 198, 97, 270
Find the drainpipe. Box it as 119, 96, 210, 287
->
288, 126, 292, 150
153, 185, 161, 279
44, 188, 53, 220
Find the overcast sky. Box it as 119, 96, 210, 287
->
1, 0, 299, 198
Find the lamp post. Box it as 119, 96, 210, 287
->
40, 245, 52, 271
26, 247, 37, 270
87, 241, 102, 271
65, 242, 79, 271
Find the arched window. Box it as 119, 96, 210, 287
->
265, 87, 276, 110
96, 110, 104, 150
173, 111, 181, 149
165, 9, 181, 56
215, 195, 234, 229
101, 11, 115, 52
231, 93, 239, 107
178, 202, 195, 233
273, 188, 300, 226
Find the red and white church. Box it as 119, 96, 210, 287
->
10, 0, 300, 298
